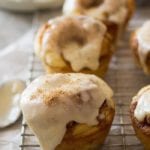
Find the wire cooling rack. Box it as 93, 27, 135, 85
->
20, 8, 150, 150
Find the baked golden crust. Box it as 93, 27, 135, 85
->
130, 31, 150, 75
56, 101, 115, 150
35, 16, 114, 77
130, 102, 150, 150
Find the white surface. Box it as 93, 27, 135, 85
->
0, 0, 64, 12
0, 30, 34, 81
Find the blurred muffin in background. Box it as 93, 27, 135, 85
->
63, 0, 135, 43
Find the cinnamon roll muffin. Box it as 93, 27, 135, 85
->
63, 0, 135, 41
130, 21, 150, 75
35, 16, 114, 77
130, 85, 150, 150
21, 73, 115, 150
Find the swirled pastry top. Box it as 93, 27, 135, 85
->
21, 73, 114, 150
63, 0, 128, 25
35, 16, 107, 72
136, 21, 150, 73
133, 85, 150, 123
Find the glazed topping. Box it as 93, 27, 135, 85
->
21, 73, 114, 150
134, 86, 150, 123
137, 21, 150, 73
35, 16, 106, 72
63, 0, 128, 25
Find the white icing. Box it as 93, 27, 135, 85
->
63, 42, 100, 71
63, 0, 128, 25
137, 21, 150, 73
134, 86, 150, 122
21, 73, 114, 150
62, 20, 106, 71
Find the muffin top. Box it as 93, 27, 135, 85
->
35, 16, 107, 72
21, 73, 114, 150
133, 85, 150, 123
21, 73, 113, 106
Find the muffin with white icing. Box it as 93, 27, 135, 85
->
130, 85, 150, 150
130, 21, 150, 75
35, 16, 114, 77
20, 73, 115, 150
63, 0, 135, 42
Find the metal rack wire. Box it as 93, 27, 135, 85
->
20, 9, 150, 150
